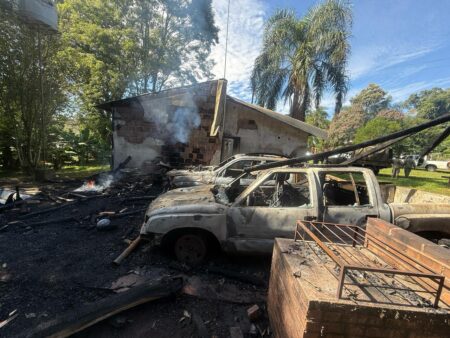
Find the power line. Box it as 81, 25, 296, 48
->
223, 0, 231, 79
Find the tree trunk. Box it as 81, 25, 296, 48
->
290, 90, 307, 121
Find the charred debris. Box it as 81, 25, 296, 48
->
0, 115, 449, 337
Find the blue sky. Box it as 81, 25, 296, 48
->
211, 0, 450, 115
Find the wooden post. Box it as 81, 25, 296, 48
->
113, 235, 142, 265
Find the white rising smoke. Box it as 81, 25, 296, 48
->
138, 92, 201, 144
168, 106, 201, 143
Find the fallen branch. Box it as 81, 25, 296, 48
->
113, 235, 142, 265
112, 155, 132, 175
27, 277, 183, 338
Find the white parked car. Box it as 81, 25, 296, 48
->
404, 154, 450, 171
420, 157, 450, 172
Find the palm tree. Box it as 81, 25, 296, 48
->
251, 0, 352, 121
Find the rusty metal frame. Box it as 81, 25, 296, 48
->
294, 220, 445, 308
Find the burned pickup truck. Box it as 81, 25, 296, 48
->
141, 167, 450, 264
166, 153, 285, 188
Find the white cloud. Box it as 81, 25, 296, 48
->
211, 0, 267, 101
349, 44, 438, 80
389, 77, 450, 102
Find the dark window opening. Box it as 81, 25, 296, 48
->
321, 172, 371, 206
245, 172, 310, 208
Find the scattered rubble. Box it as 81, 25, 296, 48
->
29, 277, 183, 338
0, 172, 271, 337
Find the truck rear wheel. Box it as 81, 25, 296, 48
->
425, 164, 437, 172
174, 233, 207, 265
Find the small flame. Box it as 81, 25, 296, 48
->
74, 175, 113, 192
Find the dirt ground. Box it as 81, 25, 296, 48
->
0, 174, 272, 337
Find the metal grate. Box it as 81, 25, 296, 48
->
294, 220, 445, 308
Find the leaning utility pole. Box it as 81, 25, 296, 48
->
246, 114, 450, 172
418, 126, 450, 160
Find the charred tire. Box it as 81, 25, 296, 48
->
425, 164, 437, 172
173, 233, 208, 265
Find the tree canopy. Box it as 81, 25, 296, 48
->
327, 82, 449, 158
350, 83, 391, 120
0, 6, 66, 171
0, 0, 219, 172
404, 88, 450, 120
250, 0, 352, 121
353, 117, 403, 144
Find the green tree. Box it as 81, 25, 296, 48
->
251, 0, 352, 121
350, 83, 391, 120
306, 108, 330, 152
327, 104, 365, 147
353, 117, 407, 155
57, 0, 219, 157
129, 0, 219, 94
354, 117, 402, 144
376, 109, 404, 121
398, 117, 447, 156
404, 88, 450, 120
0, 7, 66, 172
57, 0, 137, 151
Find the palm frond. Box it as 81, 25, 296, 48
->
251, 0, 352, 120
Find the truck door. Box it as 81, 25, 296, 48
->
318, 170, 380, 226
226, 170, 319, 253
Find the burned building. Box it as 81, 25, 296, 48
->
98, 79, 327, 171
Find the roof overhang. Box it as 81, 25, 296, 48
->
226, 96, 328, 139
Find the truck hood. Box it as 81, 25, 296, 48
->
145, 185, 220, 216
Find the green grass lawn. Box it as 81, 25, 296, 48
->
0, 164, 110, 181
378, 168, 450, 196
56, 164, 110, 179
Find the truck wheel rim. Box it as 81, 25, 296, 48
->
175, 234, 206, 265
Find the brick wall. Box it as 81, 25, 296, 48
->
366, 218, 450, 308
268, 238, 450, 338
112, 81, 222, 171
160, 107, 221, 168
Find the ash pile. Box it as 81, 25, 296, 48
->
0, 160, 270, 338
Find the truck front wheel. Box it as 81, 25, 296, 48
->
174, 233, 207, 265
425, 165, 437, 172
